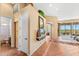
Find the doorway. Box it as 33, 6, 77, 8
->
46, 23, 52, 39
0, 16, 12, 47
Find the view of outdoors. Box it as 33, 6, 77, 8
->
59, 24, 79, 36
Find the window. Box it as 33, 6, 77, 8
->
59, 24, 71, 35
75, 24, 79, 35
59, 25, 65, 35
65, 25, 71, 35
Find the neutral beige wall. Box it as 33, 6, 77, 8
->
30, 14, 46, 55
0, 4, 13, 17
45, 16, 58, 40
29, 5, 46, 55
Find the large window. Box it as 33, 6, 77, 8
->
59, 24, 71, 35
58, 23, 79, 36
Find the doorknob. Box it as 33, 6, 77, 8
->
24, 38, 27, 40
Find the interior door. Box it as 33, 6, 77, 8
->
18, 11, 28, 54
47, 23, 52, 38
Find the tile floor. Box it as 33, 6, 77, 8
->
0, 45, 27, 56
32, 40, 79, 56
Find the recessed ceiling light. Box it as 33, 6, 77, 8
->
55, 8, 59, 11
1, 23, 7, 26
49, 4, 53, 7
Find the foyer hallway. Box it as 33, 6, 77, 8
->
32, 40, 79, 56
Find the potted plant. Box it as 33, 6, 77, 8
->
38, 10, 45, 17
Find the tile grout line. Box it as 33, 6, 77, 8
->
43, 42, 51, 56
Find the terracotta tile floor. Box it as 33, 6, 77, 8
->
32, 40, 79, 56
0, 45, 27, 56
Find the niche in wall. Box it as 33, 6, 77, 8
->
36, 16, 46, 41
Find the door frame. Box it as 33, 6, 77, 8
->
47, 22, 53, 39
13, 21, 19, 48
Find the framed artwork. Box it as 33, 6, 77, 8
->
36, 16, 46, 41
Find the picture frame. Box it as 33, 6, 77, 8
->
36, 16, 46, 41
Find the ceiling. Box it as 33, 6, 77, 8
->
1, 3, 79, 20
34, 3, 79, 20
0, 3, 33, 17
0, 4, 13, 17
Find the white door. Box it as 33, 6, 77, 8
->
18, 11, 28, 54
